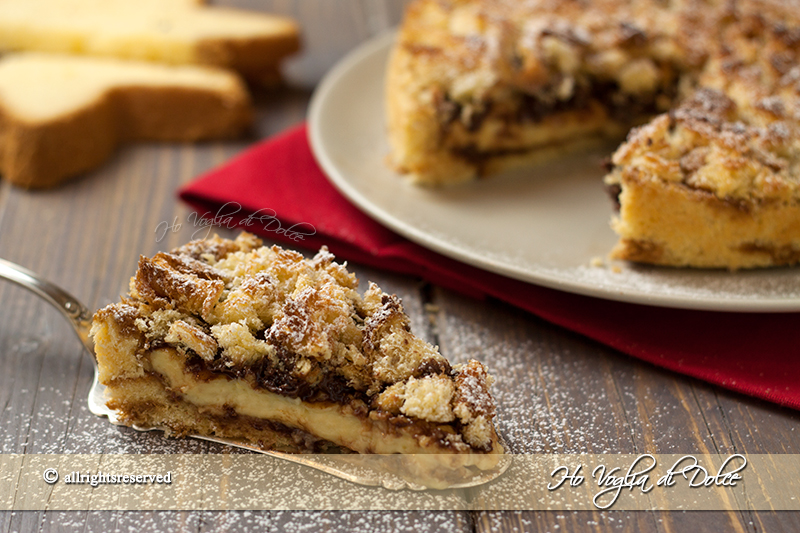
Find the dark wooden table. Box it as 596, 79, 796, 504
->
1, 1, 799, 531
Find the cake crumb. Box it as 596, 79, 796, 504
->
423, 303, 440, 313
590, 256, 605, 268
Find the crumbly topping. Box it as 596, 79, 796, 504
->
372, 359, 498, 450
462, 415, 493, 450
401, 0, 799, 105
399, 374, 456, 423
453, 360, 496, 422
608, 89, 800, 203
132, 253, 225, 321
173, 232, 261, 262
211, 321, 275, 367
563, 1, 800, 203
135, 309, 185, 343
361, 285, 448, 389
452, 361, 496, 448
91, 233, 498, 448
374, 381, 406, 413
165, 320, 217, 362
399, 0, 715, 111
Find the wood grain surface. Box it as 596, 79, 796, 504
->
1, 1, 799, 531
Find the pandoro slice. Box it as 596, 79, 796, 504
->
90, 233, 503, 462
0, 53, 252, 188
0, 0, 300, 84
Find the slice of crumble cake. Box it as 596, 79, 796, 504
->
90, 233, 503, 462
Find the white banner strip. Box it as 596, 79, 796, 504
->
1, 454, 797, 511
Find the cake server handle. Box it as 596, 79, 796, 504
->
0, 258, 94, 357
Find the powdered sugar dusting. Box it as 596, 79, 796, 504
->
435, 293, 702, 456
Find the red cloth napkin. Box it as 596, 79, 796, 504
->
180, 124, 800, 410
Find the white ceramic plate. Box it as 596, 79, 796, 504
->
308, 32, 800, 312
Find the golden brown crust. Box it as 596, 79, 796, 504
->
91, 234, 501, 454
0, 54, 252, 189
608, 170, 800, 268
104, 375, 348, 453
195, 31, 301, 85
606, 87, 800, 268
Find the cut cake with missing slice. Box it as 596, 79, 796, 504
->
387, 0, 800, 270
386, 0, 716, 185
605, 4, 800, 269
90, 233, 503, 462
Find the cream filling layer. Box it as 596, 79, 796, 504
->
149, 348, 497, 461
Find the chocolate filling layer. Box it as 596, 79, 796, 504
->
143, 361, 471, 452
739, 243, 800, 264
605, 181, 623, 212
443, 76, 678, 133
443, 79, 679, 169
184, 352, 366, 406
